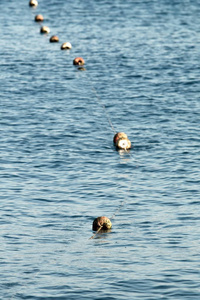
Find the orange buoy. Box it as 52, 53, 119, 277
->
29, 0, 38, 7
116, 137, 131, 150
113, 132, 128, 146
49, 35, 59, 43
35, 14, 44, 22
40, 26, 50, 34
73, 57, 85, 66
92, 216, 112, 231
61, 42, 72, 50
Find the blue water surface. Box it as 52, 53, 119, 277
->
0, 0, 200, 299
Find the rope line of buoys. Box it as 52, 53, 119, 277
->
90, 86, 116, 134
28, 0, 134, 239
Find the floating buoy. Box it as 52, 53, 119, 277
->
92, 216, 112, 231
35, 14, 44, 22
40, 26, 50, 34
49, 35, 59, 43
29, 0, 38, 7
61, 42, 72, 50
116, 137, 131, 150
113, 132, 128, 146
73, 57, 85, 66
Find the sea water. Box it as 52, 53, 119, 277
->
0, 0, 200, 299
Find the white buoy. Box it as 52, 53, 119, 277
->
29, 0, 38, 7
116, 137, 131, 150
61, 42, 72, 50
40, 26, 50, 34
113, 132, 128, 146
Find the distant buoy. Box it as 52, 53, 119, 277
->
116, 137, 131, 150
73, 57, 85, 66
40, 26, 50, 34
93, 216, 112, 231
29, 0, 38, 7
50, 35, 59, 43
35, 14, 44, 22
113, 132, 128, 146
61, 42, 72, 50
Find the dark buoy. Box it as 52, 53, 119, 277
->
116, 137, 131, 150
29, 0, 38, 7
73, 57, 85, 66
61, 42, 72, 50
40, 26, 50, 34
50, 35, 59, 43
93, 216, 112, 231
35, 14, 44, 22
113, 132, 128, 146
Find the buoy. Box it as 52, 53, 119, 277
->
40, 26, 50, 34
35, 14, 44, 22
116, 137, 131, 150
92, 216, 112, 231
49, 35, 59, 43
61, 42, 72, 50
73, 57, 85, 66
29, 0, 38, 7
113, 132, 128, 146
